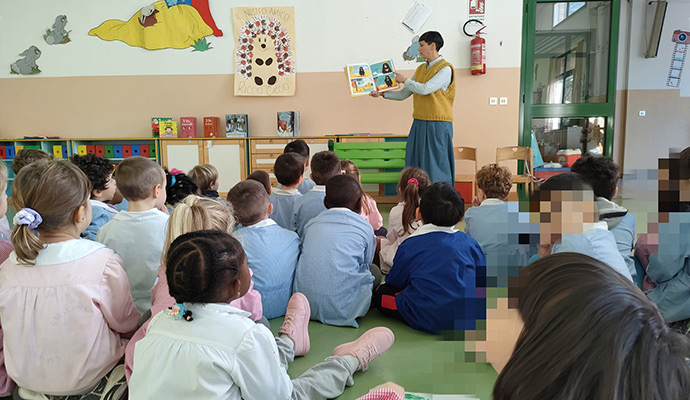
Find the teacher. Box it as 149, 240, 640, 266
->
372, 31, 455, 185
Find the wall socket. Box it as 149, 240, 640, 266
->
638, 110, 646, 117
499, 97, 508, 105
489, 97, 498, 105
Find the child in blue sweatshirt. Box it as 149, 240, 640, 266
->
270, 152, 304, 230
374, 182, 486, 334
229, 180, 300, 319
291, 151, 342, 237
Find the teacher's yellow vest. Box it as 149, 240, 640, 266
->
412, 59, 455, 122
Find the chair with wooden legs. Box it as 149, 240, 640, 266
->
454, 146, 478, 200
495, 146, 534, 193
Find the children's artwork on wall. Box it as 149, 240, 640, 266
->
233, 7, 296, 96
44, 15, 71, 45
402, 35, 424, 62
10, 46, 41, 75
88, 0, 222, 51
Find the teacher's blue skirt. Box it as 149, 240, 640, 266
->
405, 119, 455, 185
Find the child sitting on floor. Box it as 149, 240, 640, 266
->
129, 230, 394, 400
0, 163, 13, 398
294, 175, 377, 327
291, 151, 341, 237
270, 152, 305, 230
0, 160, 139, 398
570, 154, 637, 280
97, 156, 169, 313
379, 168, 430, 273
341, 159, 386, 236
124, 194, 263, 381
166, 169, 198, 206
464, 164, 537, 287
187, 163, 219, 198
284, 139, 315, 194
71, 154, 118, 241
228, 180, 300, 319
374, 182, 486, 334
533, 173, 632, 281
247, 170, 272, 194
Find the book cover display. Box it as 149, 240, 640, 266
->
346, 59, 398, 96
225, 114, 249, 137
203, 116, 222, 138
277, 111, 299, 137
151, 117, 172, 138
160, 120, 178, 137
179, 117, 198, 138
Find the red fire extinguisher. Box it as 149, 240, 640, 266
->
471, 26, 487, 75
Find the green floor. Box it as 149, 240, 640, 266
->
268, 308, 497, 399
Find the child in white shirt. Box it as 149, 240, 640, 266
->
379, 167, 430, 273
0, 160, 139, 398
71, 154, 118, 240
129, 230, 394, 400
97, 156, 169, 313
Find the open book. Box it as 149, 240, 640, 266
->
346, 59, 399, 96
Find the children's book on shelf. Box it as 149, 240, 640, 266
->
277, 111, 300, 137
225, 114, 249, 137
151, 117, 172, 138
160, 120, 178, 138
203, 117, 222, 138
179, 117, 197, 138
346, 59, 398, 96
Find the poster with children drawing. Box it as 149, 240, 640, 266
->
233, 6, 296, 96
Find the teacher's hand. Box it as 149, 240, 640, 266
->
370, 91, 383, 98
395, 72, 407, 83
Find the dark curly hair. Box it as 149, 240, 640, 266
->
570, 155, 619, 200
166, 171, 198, 206
166, 230, 246, 303
70, 154, 114, 194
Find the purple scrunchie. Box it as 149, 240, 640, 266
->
13, 208, 43, 229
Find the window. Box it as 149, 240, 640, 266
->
553, 1, 587, 26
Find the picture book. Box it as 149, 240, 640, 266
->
225, 114, 249, 137
151, 117, 172, 138
277, 111, 300, 137
346, 59, 399, 96
405, 393, 479, 400
160, 120, 178, 137
179, 117, 197, 138
203, 116, 222, 138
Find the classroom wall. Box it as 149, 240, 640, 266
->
0, 0, 523, 173
618, 0, 690, 171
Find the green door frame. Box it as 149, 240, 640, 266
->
519, 0, 621, 157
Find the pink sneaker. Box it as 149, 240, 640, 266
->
332, 327, 395, 371
278, 293, 311, 356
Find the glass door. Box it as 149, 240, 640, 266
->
520, 0, 620, 161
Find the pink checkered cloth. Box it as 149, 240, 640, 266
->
356, 388, 404, 400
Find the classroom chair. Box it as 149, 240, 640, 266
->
496, 146, 534, 193
454, 146, 478, 200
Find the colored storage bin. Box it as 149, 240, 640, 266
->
52, 145, 62, 158
5, 146, 15, 159
104, 145, 114, 158
131, 145, 141, 156
62, 145, 68, 158
122, 145, 132, 158
113, 145, 123, 158
14, 145, 24, 152
77, 145, 87, 156
140, 145, 150, 158
95, 145, 105, 157
86, 145, 96, 154
0, 147, 5, 159
150, 145, 157, 158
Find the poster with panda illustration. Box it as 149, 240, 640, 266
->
233, 6, 296, 96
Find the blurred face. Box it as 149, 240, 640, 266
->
538, 190, 596, 242
418, 40, 435, 60
98, 173, 117, 202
